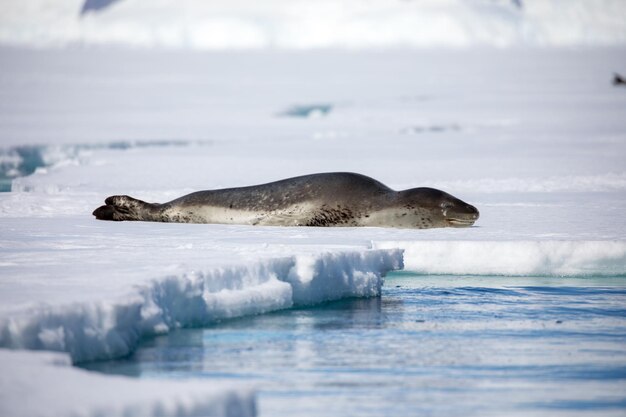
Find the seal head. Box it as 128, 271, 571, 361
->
398, 187, 479, 227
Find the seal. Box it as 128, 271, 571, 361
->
93, 172, 479, 229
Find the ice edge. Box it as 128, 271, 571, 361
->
0, 248, 403, 363
374, 240, 626, 277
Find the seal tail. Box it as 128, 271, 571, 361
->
93, 195, 156, 221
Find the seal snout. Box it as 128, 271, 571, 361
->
463, 204, 480, 225
445, 203, 479, 227
468, 204, 480, 220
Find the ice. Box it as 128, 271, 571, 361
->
375, 241, 626, 276
0, 215, 401, 416
0, 349, 255, 417
0, 14, 625, 416
1, 0, 626, 49
0, 217, 402, 362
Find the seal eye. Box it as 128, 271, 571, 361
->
440, 201, 454, 217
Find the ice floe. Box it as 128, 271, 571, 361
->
0, 349, 255, 417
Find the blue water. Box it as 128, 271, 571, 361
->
0, 146, 46, 192
81, 273, 626, 416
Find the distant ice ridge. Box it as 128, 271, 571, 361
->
0, 349, 256, 417
4, 142, 626, 197
1, 0, 625, 49
0, 249, 402, 363
375, 241, 626, 277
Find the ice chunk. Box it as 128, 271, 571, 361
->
0, 349, 256, 417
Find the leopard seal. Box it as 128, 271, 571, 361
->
93, 172, 479, 229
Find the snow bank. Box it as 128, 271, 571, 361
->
374, 240, 626, 277
0, 349, 255, 417
1, 0, 625, 49
0, 249, 402, 363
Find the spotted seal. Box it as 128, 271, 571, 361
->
93, 172, 479, 228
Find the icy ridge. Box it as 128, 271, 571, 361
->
1, 0, 625, 49
374, 240, 626, 277
5, 143, 626, 197
0, 249, 402, 363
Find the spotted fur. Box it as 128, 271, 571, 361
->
93, 172, 479, 229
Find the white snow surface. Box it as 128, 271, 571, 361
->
1, 0, 626, 49
0, 349, 255, 417
0, 46, 625, 416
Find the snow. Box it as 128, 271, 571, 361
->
0, 13, 625, 416
1, 0, 626, 49
0, 349, 255, 417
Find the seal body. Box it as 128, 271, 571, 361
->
93, 172, 479, 229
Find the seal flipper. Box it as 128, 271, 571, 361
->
93, 195, 156, 221
92, 204, 119, 220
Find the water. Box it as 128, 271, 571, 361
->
81, 273, 626, 416
0, 146, 46, 192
